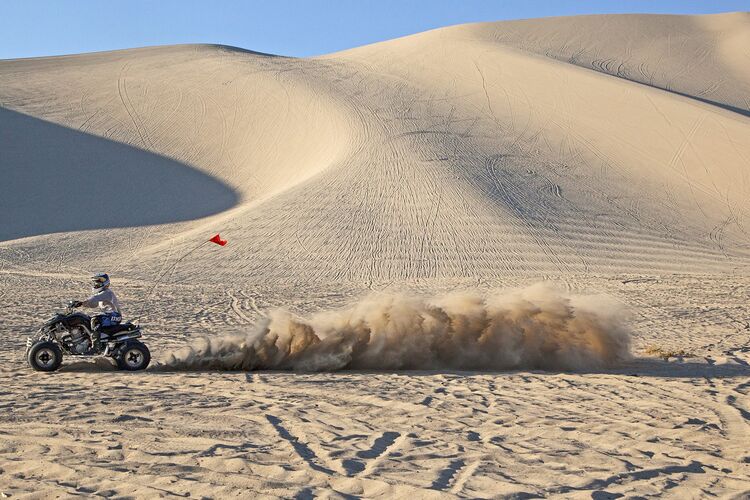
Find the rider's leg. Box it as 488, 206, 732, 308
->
90, 315, 102, 349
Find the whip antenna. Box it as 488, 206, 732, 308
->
134, 234, 227, 325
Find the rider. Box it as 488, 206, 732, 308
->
73, 273, 122, 349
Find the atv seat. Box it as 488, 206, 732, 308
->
99, 322, 138, 335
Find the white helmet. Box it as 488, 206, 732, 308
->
91, 272, 110, 292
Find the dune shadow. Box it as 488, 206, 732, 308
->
58, 358, 117, 372
380, 359, 750, 379
0, 107, 239, 241
583, 64, 750, 118
604, 357, 750, 379
226, 358, 750, 379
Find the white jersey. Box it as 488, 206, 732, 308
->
81, 288, 121, 314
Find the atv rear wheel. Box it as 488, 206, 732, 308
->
115, 341, 151, 371
27, 341, 63, 372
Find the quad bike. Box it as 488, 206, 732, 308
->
26, 301, 150, 372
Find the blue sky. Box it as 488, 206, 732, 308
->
0, 1, 747, 60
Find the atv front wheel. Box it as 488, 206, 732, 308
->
27, 341, 63, 372
115, 342, 151, 371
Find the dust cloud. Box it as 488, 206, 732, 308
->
161, 284, 631, 372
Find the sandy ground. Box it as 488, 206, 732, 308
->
1, 11, 750, 499
1, 272, 749, 498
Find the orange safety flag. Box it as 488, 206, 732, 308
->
209, 234, 227, 246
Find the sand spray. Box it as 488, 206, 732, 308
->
160, 283, 631, 372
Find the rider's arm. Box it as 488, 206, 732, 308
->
79, 295, 99, 308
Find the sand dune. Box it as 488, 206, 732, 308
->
1, 12, 749, 498
1, 13, 749, 282
457, 12, 750, 114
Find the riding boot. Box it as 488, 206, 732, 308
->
91, 329, 101, 351
90, 317, 102, 351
